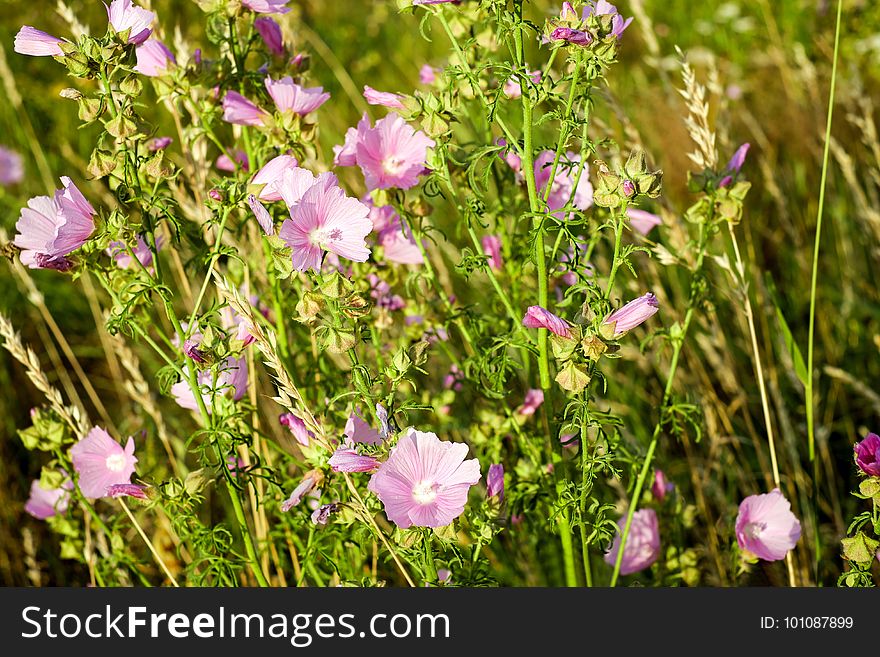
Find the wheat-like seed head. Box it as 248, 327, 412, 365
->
676, 47, 718, 171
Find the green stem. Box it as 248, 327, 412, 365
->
557, 511, 578, 587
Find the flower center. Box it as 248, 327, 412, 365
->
382, 156, 406, 176
412, 480, 438, 505
309, 227, 344, 248
105, 453, 127, 473
744, 521, 766, 540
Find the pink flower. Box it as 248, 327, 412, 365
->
222, 91, 268, 126
603, 293, 659, 337
242, 0, 291, 14
220, 304, 256, 346
251, 154, 300, 201
277, 171, 372, 272
148, 136, 172, 151
481, 234, 503, 270
70, 427, 138, 499
311, 503, 338, 526
265, 76, 330, 115
419, 64, 439, 85
651, 469, 673, 501
369, 274, 406, 310
216, 150, 249, 172
854, 433, 880, 477
247, 195, 275, 235
329, 446, 380, 473
534, 150, 593, 217
338, 113, 435, 191
106, 483, 148, 500
281, 472, 321, 511
735, 489, 802, 561
0, 146, 24, 185
254, 17, 284, 56
368, 428, 481, 528
517, 389, 544, 416
627, 207, 662, 235
584, 1, 634, 39
503, 69, 541, 99
14, 26, 65, 57
487, 463, 504, 502
106, 0, 156, 45
368, 203, 423, 265
604, 509, 661, 575
344, 411, 383, 445
14, 177, 96, 270
363, 85, 406, 111
280, 413, 314, 447
107, 235, 161, 270
134, 39, 175, 76
170, 356, 249, 413
719, 143, 751, 188
550, 27, 592, 47
25, 479, 71, 519
522, 305, 572, 338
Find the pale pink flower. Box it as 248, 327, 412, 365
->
25, 479, 71, 519
651, 469, 673, 501
584, 1, 634, 39
277, 172, 372, 272
107, 235, 161, 270
534, 150, 593, 217
247, 195, 275, 235
220, 304, 256, 346
134, 39, 175, 76
363, 85, 406, 111
604, 509, 661, 575
280, 413, 314, 447
251, 154, 299, 201
329, 446, 380, 473
368, 428, 481, 528
603, 293, 659, 337
419, 64, 439, 85
265, 76, 329, 115
281, 472, 321, 511
70, 427, 138, 499
0, 146, 24, 185
311, 503, 338, 526
14, 177, 96, 271
522, 305, 572, 338
242, 0, 291, 14
517, 389, 544, 416
368, 203, 423, 265
106, 483, 148, 500
106, 0, 156, 45
735, 489, 802, 562
13, 26, 66, 56
170, 356, 249, 413
481, 234, 503, 270
254, 17, 284, 56
147, 136, 172, 151
222, 91, 268, 126
503, 69, 541, 99
627, 207, 661, 235
333, 113, 371, 167
345, 411, 383, 446
216, 150, 249, 172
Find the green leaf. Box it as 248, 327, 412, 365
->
775, 307, 808, 387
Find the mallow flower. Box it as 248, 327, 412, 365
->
13, 26, 66, 57
735, 489, 802, 562
604, 509, 661, 575
854, 433, 880, 477
602, 293, 659, 337
70, 427, 138, 499
106, 0, 156, 45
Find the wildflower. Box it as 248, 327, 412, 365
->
222, 91, 268, 126
735, 489, 802, 562
854, 433, 880, 477
226, 456, 246, 478
107, 0, 156, 45
376, 403, 391, 438
170, 356, 249, 413
216, 150, 249, 172
0, 146, 24, 185
651, 469, 673, 501
419, 64, 439, 85
443, 365, 463, 391
336, 113, 435, 191
25, 479, 71, 519
14, 177, 96, 270
242, 0, 291, 14
503, 69, 541, 99
70, 427, 138, 499
719, 143, 751, 188
106, 483, 148, 500
107, 235, 161, 270
604, 509, 661, 575
369, 274, 406, 311
265, 76, 330, 116
13, 26, 66, 56
147, 136, 172, 151
251, 154, 300, 201
281, 471, 322, 511
344, 411, 383, 445
627, 207, 662, 235
311, 503, 339, 526
487, 463, 504, 502
247, 195, 275, 235
134, 39, 175, 76
481, 234, 503, 270
550, 26, 592, 47
517, 389, 544, 416
522, 305, 573, 338
602, 293, 659, 337
533, 150, 593, 217
369, 203, 423, 265
278, 172, 372, 272
329, 446, 380, 473
254, 17, 284, 56
368, 428, 481, 528
279, 413, 314, 447
363, 85, 406, 111
584, 1, 634, 39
